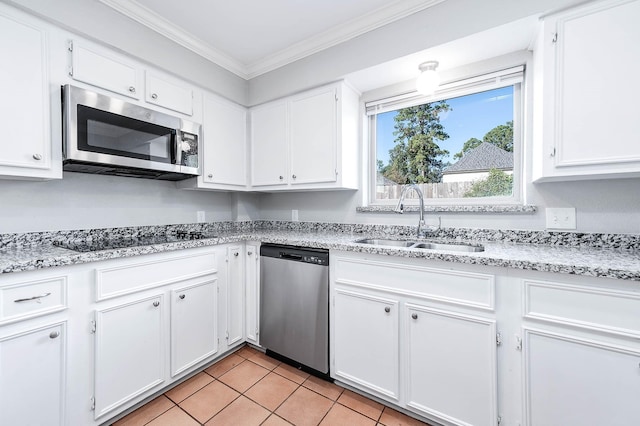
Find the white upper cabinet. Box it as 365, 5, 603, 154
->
145, 71, 193, 115
534, 0, 640, 181
70, 42, 140, 99
177, 93, 248, 191
249, 81, 359, 191
250, 100, 289, 187
289, 86, 338, 185
0, 5, 61, 180
69, 40, 195, 117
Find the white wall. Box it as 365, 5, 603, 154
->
248, 0, 585, 105
0, 173, 234, 233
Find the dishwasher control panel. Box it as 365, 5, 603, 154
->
302, 255, 327, 265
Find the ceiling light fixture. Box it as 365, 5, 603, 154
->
416, 61, 440, 95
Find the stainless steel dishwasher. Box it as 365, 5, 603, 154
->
260, 244, 329, 374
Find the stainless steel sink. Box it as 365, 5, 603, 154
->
355, 238, 484, 252
411, 242, 484, 252
355, 238, 417, 247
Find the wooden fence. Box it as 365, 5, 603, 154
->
376, 181, 475, 199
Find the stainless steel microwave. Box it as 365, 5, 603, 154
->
62, 84, 201, 180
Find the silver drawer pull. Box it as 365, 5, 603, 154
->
153, 301, 160, 307
412, 313, 418, 320
14, 292, 51, 303
179, 294, 186, 300
384, 306, 391, 313
49, 331, 60, 339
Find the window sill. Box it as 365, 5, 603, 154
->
357, 204, 537, 214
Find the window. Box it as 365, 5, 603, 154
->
368, 66, 523, 204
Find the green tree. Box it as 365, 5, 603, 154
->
464, 168, 513, 197
454, 120, 513, 159
383, 101, 451, 184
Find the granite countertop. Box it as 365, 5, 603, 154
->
2, 223, 640, 281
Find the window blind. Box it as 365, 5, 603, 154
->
365, 65, 524, 116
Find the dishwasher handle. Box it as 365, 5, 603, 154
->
280, 252, 303, 260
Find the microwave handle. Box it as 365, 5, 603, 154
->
173, 130, 181, 166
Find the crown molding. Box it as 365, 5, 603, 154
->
98, 0, 446, 80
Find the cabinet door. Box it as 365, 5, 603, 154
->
0, 322, 65, 426
524, 328, 640, 426
289, 86, 337, 185
0, 10, 57, 179
333, 288, 399, 400
171, 279, 218, 377
71, 42, 139, 98
145, 72, 193, 115
406, 305, 497, 426
542, 0, 640, 179
94, 295, 164, 419
245, 244, 260, 345
226, 246, 244, 346
250, 101, 288, 186
202, 95, 247, 186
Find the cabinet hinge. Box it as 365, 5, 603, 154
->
90, 320, 96, 334
496, 332, 502, 346
497, 415, 503, 425
335, 94, 339, 102
68, 40, 73, 52
226, 331, 230, 341
552, 32, 558, 43
68, 66, 73, 77
515, 335, 523, 351
90, 396, 95, 411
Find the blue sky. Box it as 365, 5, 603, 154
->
376, 86, 514, 166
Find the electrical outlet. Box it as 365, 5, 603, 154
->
545, 208, 576, 230
196, 211, 205, 223
292, 209, 299, 222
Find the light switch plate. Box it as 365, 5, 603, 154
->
545, 208, 576, 229
197, 211, 205, 223
292, 209, 299, 221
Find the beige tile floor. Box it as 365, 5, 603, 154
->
113, 345, 433, 426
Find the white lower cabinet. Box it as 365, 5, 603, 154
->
519, 275, 640, 426
224, 245, 245, 347
333, 288, 400, 401
405, 304, 497, 426
171, 279, 218, 377
331, 251, 499, 426
0, 322, 66, 426
94, 295, 165, 419
245, 243, 260, 345
523, 328, 640, 426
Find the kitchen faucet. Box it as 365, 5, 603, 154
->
394, 184, 440, 238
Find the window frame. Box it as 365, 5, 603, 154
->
366, 66, 524, 206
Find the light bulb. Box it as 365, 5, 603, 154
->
416, 61, 440, 95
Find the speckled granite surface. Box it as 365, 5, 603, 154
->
357, 204, 538, 214
1, 221, 640, 280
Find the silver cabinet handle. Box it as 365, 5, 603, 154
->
234, 252, 239, 257
153, 301, 160, 307
384, 306, 390, 313
33, 154, 42, 160
279, 175, 284, 180
179, 294, 186, 300
14, 292, 51, 303
49, 331, 60, 339
129, 86, 136, 93
412, 313, 418, 320
247, 251, 253, 256
292, 174, 297, 179
208, 174, 213, 178
151, 93, 158, 100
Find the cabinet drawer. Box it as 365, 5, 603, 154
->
95, 249, 217, 301
334, 257, 494, 310
523, 279, 640, 337
0, 277, 67, 324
